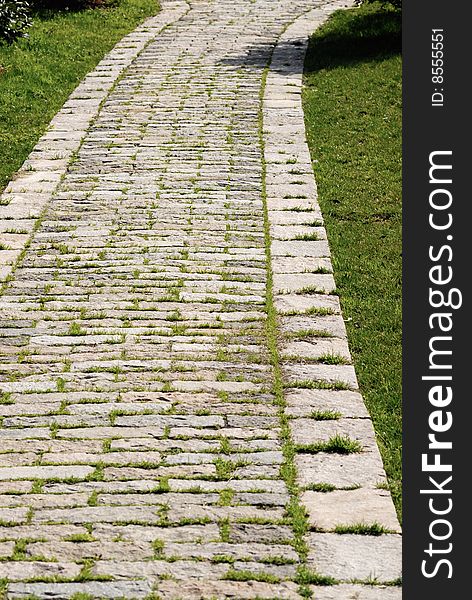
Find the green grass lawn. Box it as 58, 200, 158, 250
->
303, 3, 402, 518
0, 0, 159, 192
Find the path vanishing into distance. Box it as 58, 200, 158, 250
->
0, 1, 401, 598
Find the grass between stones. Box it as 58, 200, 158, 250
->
303, 2, 402, 518
259, 69, 312, 598
333, 522, 392, 535
0, 0, 160, 192
296, 434, 363, 455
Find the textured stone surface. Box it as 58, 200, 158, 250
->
156, 580, 302, 600
307, 533, 402, 581
295, 450, 388, 488
0, 0, 400, 597
285, 389, 369, 418
310, 585, 402, 599
0, 562, 82, 582
7, 581, 153, 599
302, 488, 401, 532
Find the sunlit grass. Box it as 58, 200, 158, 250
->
0, 0, 159, 191
303, 2, 402, 519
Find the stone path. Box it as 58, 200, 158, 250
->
0, 1, 401, 598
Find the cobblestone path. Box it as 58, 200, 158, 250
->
0, 1, 401, 598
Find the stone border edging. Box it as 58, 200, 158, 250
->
0, 0, 190, 283
264, 1, 402, 590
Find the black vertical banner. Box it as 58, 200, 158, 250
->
404, 0, 470, 598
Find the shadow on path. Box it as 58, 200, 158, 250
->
219, 38, 310, 76
219, 7, 401, 76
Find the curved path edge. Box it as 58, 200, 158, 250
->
0, 0, 190, 284
264, 2, 403, 594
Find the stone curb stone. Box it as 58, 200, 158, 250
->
306, 532, 402, 581
295, 451, 388, 488
264, 0, 402, 588
302, 488, 401, 532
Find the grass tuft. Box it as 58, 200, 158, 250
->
296, 434, 362, 454
316, 353, 349, 365
334, 522, 391, 535
224, 569, 281, 584
304, 483, 336, 493
296, 566, 337, 586
287, 379, 352, 391
0, 392, 14, 405
309, 410, 342, 421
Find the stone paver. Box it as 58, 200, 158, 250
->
310, 585, 402, 599
0, 0, 401, 598
306, 533, 402, 582
302, 488, 401, 532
